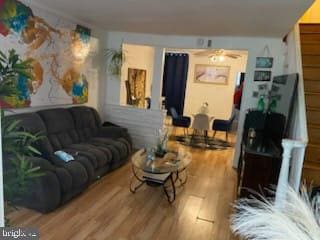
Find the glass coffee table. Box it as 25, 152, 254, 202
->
130, 148, 192, 203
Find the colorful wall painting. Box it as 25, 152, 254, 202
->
0, 0, 92, 108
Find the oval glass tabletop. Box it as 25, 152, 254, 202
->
132, 148, 192, 174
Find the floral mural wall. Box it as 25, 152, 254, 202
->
0, 0, 92, 108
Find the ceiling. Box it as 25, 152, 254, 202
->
167, 48, 248, 57
32, 0, 314, 37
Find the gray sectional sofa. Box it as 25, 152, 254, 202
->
5, 106, 132, 213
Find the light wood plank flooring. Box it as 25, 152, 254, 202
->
8, 132, 238, 240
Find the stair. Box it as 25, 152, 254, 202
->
305, 92, 320, 108
306, 107, 320, 125
300, 24, 320, 185
305, 80, 320, 92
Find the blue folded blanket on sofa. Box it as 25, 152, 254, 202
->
54, 151, 74, 162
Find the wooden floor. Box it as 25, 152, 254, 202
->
8, 132, 238, 240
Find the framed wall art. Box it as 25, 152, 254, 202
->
254, 71, 272, 82
194, 64, 230, 85
256, 57, 273, 68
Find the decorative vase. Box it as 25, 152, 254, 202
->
155, 128, 169, 157
146, 148, 155, 161
269, 97, 277, 112
257, 95, 265, 112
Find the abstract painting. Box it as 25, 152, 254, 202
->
195, 64, 230, 85
128, 68, 146, 108
0, 0, 92, 108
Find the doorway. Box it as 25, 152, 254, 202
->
163, 48, 248, 148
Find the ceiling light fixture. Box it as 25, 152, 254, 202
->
211, 55, 225, 62
219, 55, 225, 62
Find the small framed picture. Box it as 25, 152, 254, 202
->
254, 71, 272, 82
273, 75, 288, 85
271, 85, 280, 92
252, 91, 259, 98
258, 84, 268, 91
256, 57, 273, 68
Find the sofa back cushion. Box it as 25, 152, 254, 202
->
4, 113, 54, 155
68, 107, 100, 141
37, 109, 79, 150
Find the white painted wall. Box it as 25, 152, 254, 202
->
104, 47, 165, 149
182, 53, 247, 119
284, 26, 309, 190
120, 44, 155, 106
105, 31, 286, 165
104, 104, 166, 148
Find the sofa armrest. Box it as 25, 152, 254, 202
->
102, 121, 120, 127
18, 157, 61, 213
22, 171, 61, 213
97, 126, 128, 139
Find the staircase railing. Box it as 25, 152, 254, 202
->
275, 139, 307, 207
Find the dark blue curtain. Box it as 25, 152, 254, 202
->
162, 53, 189, 116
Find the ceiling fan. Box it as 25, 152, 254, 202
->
194, 49, 241, 61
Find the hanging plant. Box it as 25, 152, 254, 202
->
106, 48, 126, 78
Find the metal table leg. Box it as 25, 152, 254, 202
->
163, 173, 176, 203
130, 165, 189, 204
130, 165, 146, 193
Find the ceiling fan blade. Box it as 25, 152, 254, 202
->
194, 50, 214, 56
225, 54, 241, 59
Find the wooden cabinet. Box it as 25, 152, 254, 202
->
237, 138, 282, 198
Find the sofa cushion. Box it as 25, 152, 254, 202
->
64, 161, 88, 188
69, 107, 100, 141
117, 138, 132, 154
38, 109, 79, 150
48, 155, 89, 190
89, 138, 128, 159
92, 143, 120, 163
72, 155, 95, 183
38, 109, 74, 133
62, 149, 99, 169
54, 168, 73, 193
4, 113, 54, 155
83, 145, 113, 163
6, 112, 46, 134
67, 144, 111, 168
69, 107, 99, 129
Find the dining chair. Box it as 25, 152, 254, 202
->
191, 113, 212, 144
212, 113, 236, 142
169, 107, 191, 136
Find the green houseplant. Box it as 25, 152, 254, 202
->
106, 48, 125, 77
0, 49, 43, 223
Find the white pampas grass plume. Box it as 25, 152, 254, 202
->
231, 186, 320, 240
